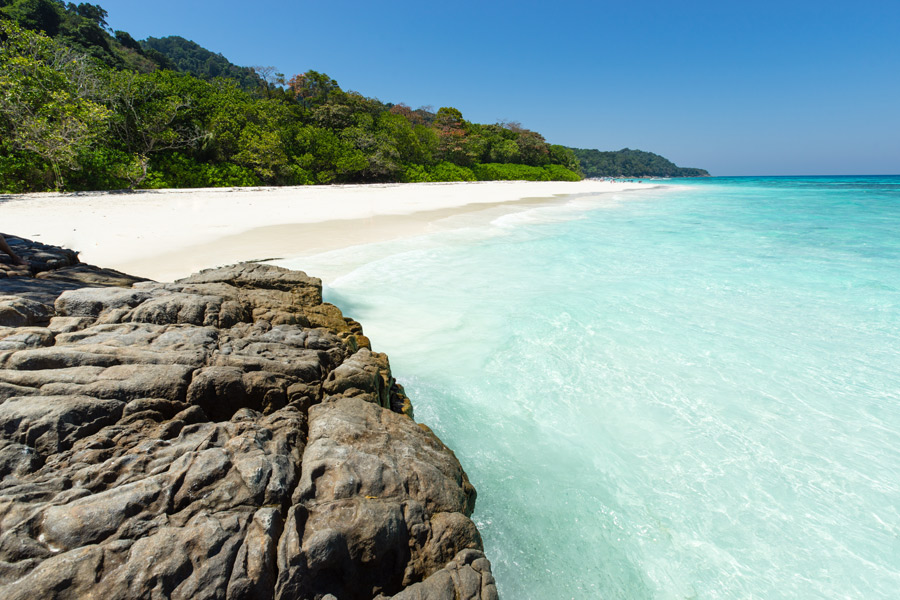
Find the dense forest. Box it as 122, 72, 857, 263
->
0, 1, 582, 192
0, 1, 705, 193
570, 147, 709, 178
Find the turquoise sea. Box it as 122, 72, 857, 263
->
282, 176, 900, 599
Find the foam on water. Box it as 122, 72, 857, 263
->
277, 177, 900, 599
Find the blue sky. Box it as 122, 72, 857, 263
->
97, 0, 899, 176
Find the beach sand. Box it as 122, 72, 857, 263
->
2, 180, 646, 282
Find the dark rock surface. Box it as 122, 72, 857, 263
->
0, 235, 496, 600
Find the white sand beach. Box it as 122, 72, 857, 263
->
2, 180, 646, 282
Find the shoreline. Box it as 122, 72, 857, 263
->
3, 180, 649, 282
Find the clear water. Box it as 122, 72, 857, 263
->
279, 176, 900, 599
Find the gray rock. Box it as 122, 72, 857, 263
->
322, 347, 391, 407
55, 287, 153, 317
178, 262, 323, 305
275, 397, 482, 599
0, 395, 124, 455
0, 296, 53, 327
388, 549, 499, 600
0, 236, 495, 600
0, 233, 78, 272
0, 235, 145, 310
0, 327, 55, 351
0, 440, 42, 479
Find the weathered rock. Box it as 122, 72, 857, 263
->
386, 549, 499, 600
0, 296, 53, 327
1, 234, 146, 308
275, 397, 483, 599
0, 236, 495, 600
0, 234, 78, 272
322, 348, 392, 407
0, 394, 123, 454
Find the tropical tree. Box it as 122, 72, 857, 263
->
0, 21, 109, 188
287, 70, 341, 107
433, 106, 475, 166
104, 69, 208, 186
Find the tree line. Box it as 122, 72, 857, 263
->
0, 1, 707, 193
0, 1, 582, 192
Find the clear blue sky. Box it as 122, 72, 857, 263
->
97, 0, 899, 176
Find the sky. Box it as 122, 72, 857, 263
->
96, 0, 900, 176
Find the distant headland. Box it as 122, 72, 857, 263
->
568, 147, 711, 178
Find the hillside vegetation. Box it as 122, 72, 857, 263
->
0, 1, 582, 192
570, 147, 709, 178
0, 1, 705, 192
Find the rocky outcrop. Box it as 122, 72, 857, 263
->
0, 234, 496, 600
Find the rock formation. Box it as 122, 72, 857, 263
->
0, 234, 497, 600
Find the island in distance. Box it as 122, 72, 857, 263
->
569, 147, 710, 178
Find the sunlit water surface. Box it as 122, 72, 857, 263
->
279, 176, 900, 599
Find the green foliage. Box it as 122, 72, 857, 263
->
234, 121, 290, 183
433, 106, 477, 166
401, 164, 430, 183
514, 129, 550, 166
471, 163, 542, 181
377, 112, 429, 165
400, 162, 477, 183
288, 70, 342, 108
570, 147, 709, 178
143, 152, 259, 189
0, 8, 595, 192
489, 138, 519, 163
201, 162, 261, 188
62, 146, 134, 190
1, 0, 158, 71
471, 163, 581, 182
0, 150, 52, 193
113, 30, 140, 51
292, 124, 368, 184
107, 70, 194, 153
542, 164, 582, 181
57, 3, 111, 60
426, 162, 476, 182
0, 21, 110, 187
548, 145, 581, 174
141, 36, 263, 91
2, 0, 63, 36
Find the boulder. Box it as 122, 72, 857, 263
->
0, 235, 496, 600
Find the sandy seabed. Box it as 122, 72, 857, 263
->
2, 180, 646, 282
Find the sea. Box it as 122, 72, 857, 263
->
279, 176, 900, 599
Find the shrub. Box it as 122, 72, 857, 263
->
470, 163, 581, 182
402, 164, 430, 183
427, 162, 476, 182
542, 164, 581, 181
0, 151, 53, 193
143, 152, 259, 189
64, 148, 136, 191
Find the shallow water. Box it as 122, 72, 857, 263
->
279, 176, 900, 599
